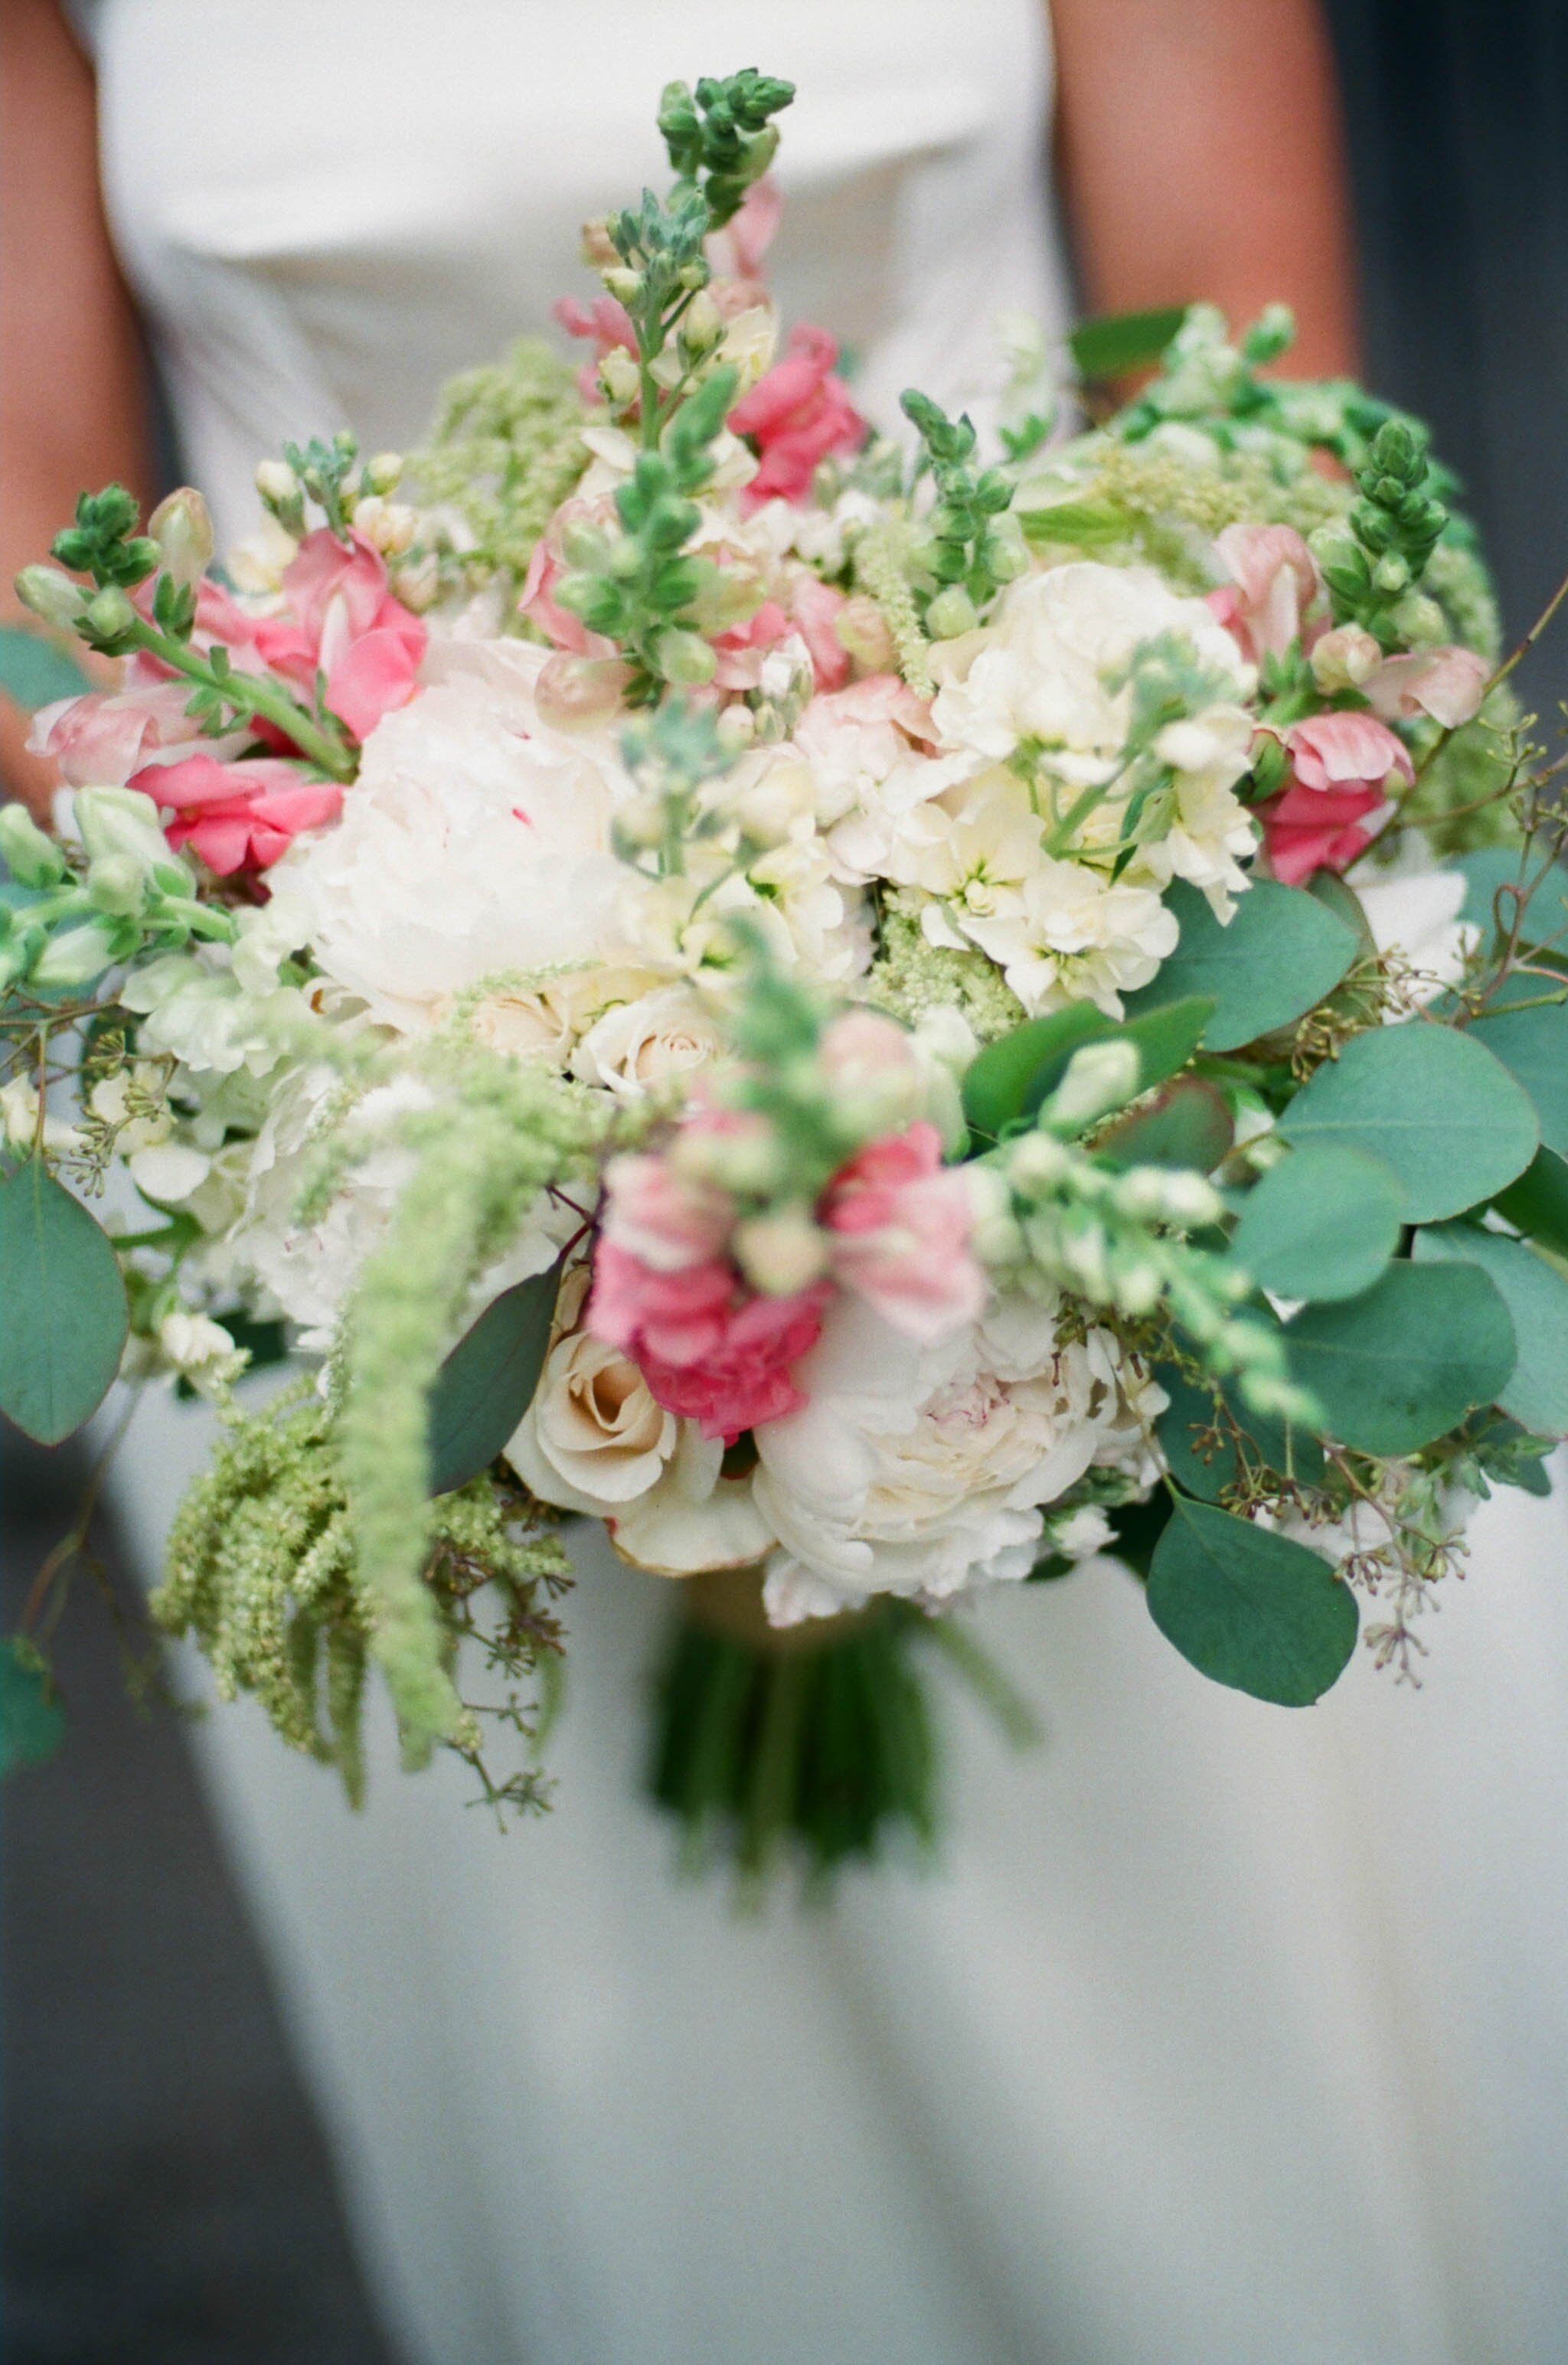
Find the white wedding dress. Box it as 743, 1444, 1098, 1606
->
87, 5, 1568, 2360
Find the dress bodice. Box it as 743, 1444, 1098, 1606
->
93, 0, 1068, 543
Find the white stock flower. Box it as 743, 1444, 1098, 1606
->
754, 1289, 1162, 1624
158, 1310, 246, 1393
929, 560, 1252, 773
264, 638, 635, 1034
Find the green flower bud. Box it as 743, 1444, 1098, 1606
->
926, 586, 979, 640
653, 628, 717, 687
364, 450, 403, 495
602, 266, 642, 305
75, 786, 169, 875
13, 564, 86, 632
87, 851, 149, 917
1373, 552, 1411, 596
31, 917, 120, 988
0, 802, 67, 887
82, 586, 138, 645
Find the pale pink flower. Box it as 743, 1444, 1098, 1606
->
789, 575, 851, 691
821, 1120, 985, 1342
28, 678, 204, 787
706, 178, 782, 302
1208, 524, 1321, 664
710, 599, 791, 691
596, 1150, 733, 1272
554, 292, 638, 401
518, 496, 617, 657
817, 1008, 923, 1099
1365, 645, 1489, 729
727, 326, 865, 508
248, 528, 426, 742
1261, 710, 1414, 885
139, 753, 341, 875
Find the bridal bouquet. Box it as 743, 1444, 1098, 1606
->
6, 70, 1567, 1878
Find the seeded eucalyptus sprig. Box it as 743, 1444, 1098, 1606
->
899, 390, 1027, 637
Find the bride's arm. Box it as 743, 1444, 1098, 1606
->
2, 0, 153, 816
1052, 0, 1358, 376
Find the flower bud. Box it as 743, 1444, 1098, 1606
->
535, 654, 632, 732
602, 266, 642, 305
925, 586, 979, 641
75, 785, 169, 874
1309, 624, 1381, 694
1045, 1039, 1141, 1133
599, 350, 642, 407
612, 791, 668, 854
148, 488, 214, 587
1372, 552, 1411, 596
678, 291, 724, 358
364, 450, 403, 495
255, 459, 299, 505
833, 595, 897, 675
655, 628, 717, 688
87, 851, 150, 917
13, 564, 86, 632
1006, 1131, 1070, 1192
351, 495, 417, 555
0, 802, 67, 887
715, 703, 757, 755
31, 917, 120, 988
733, 1206, 829, 1296
735, 763, 811, 851
82, 586, 137, 645
580, 217, 618, 269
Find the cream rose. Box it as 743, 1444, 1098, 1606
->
571, 984, 728, 1104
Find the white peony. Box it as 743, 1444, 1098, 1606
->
753, 1288, 1164, 1623
263, 638, 636, 1034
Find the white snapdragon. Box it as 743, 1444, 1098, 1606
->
157, 1310, 247, 1395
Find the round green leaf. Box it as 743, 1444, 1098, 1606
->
0, 623, 90, 711
1096, 1076, 1233, 1172
1122, 879, 1359, 1052
1284, 1259, 1517, 1454
961, 994, 1214, 1144
1468, 1001, 1568, 1161
426, 1265, 560, 1495
0, 1161, 128, 1445
1455, 848, 1568, 947
1414, 1223, 1568, 1438
1279, 1022, 1538, 1222
1147, 1495, 1358, 1706
1230, 1142, 1406, 1302
1156, 1364, 1324, 1502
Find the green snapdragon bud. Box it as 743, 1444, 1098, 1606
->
148, 487, 214, 588
13, 564, 86, 632
81, 585, 139, 651
31, 916, 122, 988
87, 851, 150, 918
926, 586, 979, 640
0, 802, 67, 887
654, 627, 717, 687
75, 786, 171, 875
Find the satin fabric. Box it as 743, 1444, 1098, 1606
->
92, 6, 1568, 2359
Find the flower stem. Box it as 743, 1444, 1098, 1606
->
130, 619, 358, 780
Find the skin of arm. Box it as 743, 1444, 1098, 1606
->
2, 0, 152, 816
1052, 0, 1360, 378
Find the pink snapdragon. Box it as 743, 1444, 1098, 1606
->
1365, 644, 1489, 729
244, 528, 426, 742
554, 293, 639, 402
589, 1240, 829, 1441
140, 754, 342, 875
1260, 710, 1415, 885
821, 1120, 985, 1342
706, 178, 782, 304
519, 497, 617, 656
728, 326, 865, 508
28, 678, 209, 788
789, 575, 851, 691
1208, 524, 1321, 664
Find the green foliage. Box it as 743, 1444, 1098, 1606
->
1067, 306, 1191, 383
1285, 1259, 1517, 1454
410, 339, 588, 612
156, 1383, 570, 1816
657, 70, 795, 227
427, 1266, 562, 1496
962, 993, 1215, 1145
1468, 999, 1568, 1161
0, 1636, 67, 1773
1414, 1223, 1568, 1438
1146, 1493, 1357, 1705
899, 390, 1022, 629
1156, 1363, 1322, 1504
1494, 1148, 1568, 1258
1315, 419, 1450, 648
1455, 847, 1568, 948
865, 896, 1024, 1043
1095, 1077, 1234, 1173
0, 625, 90, 710
1122, 879, 1359, 1052
280, 431, 361, 538
1230, 1142, 1406, 1303
50, 482, 161, 592
1279, 1021, 1538, 1223
0, 1160, 127, 1445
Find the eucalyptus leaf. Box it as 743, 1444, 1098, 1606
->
1494, 1148, 1568, 1259
1096, 1077, 1233, 1172
0, 1161, 128, 1445
1121, 880, 1359, 1052
426, 1264, 560, 1496
1146, 1494, 1358, 1706
1279, 1021, 1538, 1223
1455, 848, 1568, 946
0, 1638, 66, 1774
1068, 305, 1190, 381
1230, 1142, 1406, 1302
962, 993, 1214, 1143
1156, 1364, 1322, 1503
1414, 1223, 1568, 1437
1468, 1000, 1568, 1160
0, 624, 90, 711
1284, 1259, 1516, 1454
